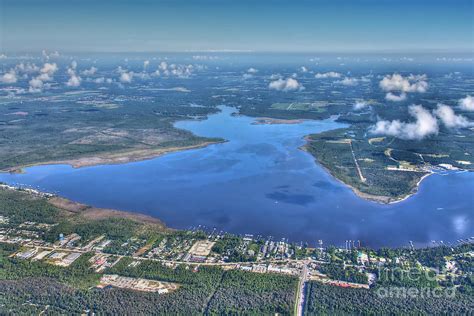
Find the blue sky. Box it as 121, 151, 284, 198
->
1, 0, 473, 53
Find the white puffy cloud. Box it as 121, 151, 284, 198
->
353, 101, 368, 111
40, 63, 58, 75
66, 74, 81, 87
154, 62, 197, 78
385, 92, 407, 102
119, 72, 133, 83
81, 67, 98, 76
300, 66, 308, 73
458, 95, 474, 111
15, 62, 39, 74
37, 73, 53, 82
247, 67, 258, 74
337, 77, 359, 86
0, 70, 17, 84
338, 76, 371, 86
370, 105, 438, 140
42, 50, 60, 60
315, 71, 341, 79
379, 73, 428, 93
434, 104, 472, 128
143, 60, 150, 70
65, 63, 82, 87
170, 64, 194, 77
29, 77, 44, 93
159, 61, 168, 71
268, 78, 304, 92
242, 73, 253, 79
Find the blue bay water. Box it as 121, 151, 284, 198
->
1, 106, 473, 248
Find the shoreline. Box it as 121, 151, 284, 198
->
0, 183, 169, 229
252, 117, 305, 125
299, 139, 433, 205
1, 140, 224, 174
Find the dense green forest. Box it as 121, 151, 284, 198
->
304, 282, 474, 315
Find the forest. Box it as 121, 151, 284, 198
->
304, 282, 474, 315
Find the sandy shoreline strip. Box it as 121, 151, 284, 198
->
1, 140, 224, 173
252, 117, 305, 125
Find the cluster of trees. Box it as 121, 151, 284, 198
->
304, 281, 474, 315
211, 234, 256, 262
206, 270, 297, 314
319, 264, 368, 284
44, 217, 143, 243
410, 246, 456, 269
0, 187, 59, 225
0, 244, 99, 289
375, 267, 437, 289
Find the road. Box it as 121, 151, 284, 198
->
295, 262, 308, 316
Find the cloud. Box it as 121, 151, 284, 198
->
300, 66, 308, 73
170, 64, 195, 77
154, 62, 197, 78
268, 78, 304, 91
42, 50, 60, 60
15, 62, 39, 74
315, 71, 341, 79
247, 67, 258, 74
458, 95, 474, 111
434, 104, 472, 128
65, 63, 82, 87
192, 55, 219, 60
0, 70, 17, 84
66, 74, 81, 87
379, 73, 428, 93
119, 72, 133, 83
337, 77, 359, 86
370, 105, 438, 140
40, 63, 58, 76
37, 73, 53, 82
353, 101, 368, 111
81, 67, 98, 76
143, 60, 150, 70
242, 73, 253, 79
29, 77, 44, 93
159, 61, 168, 71
385, 92, 407, 102
338, 76, 371, 86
